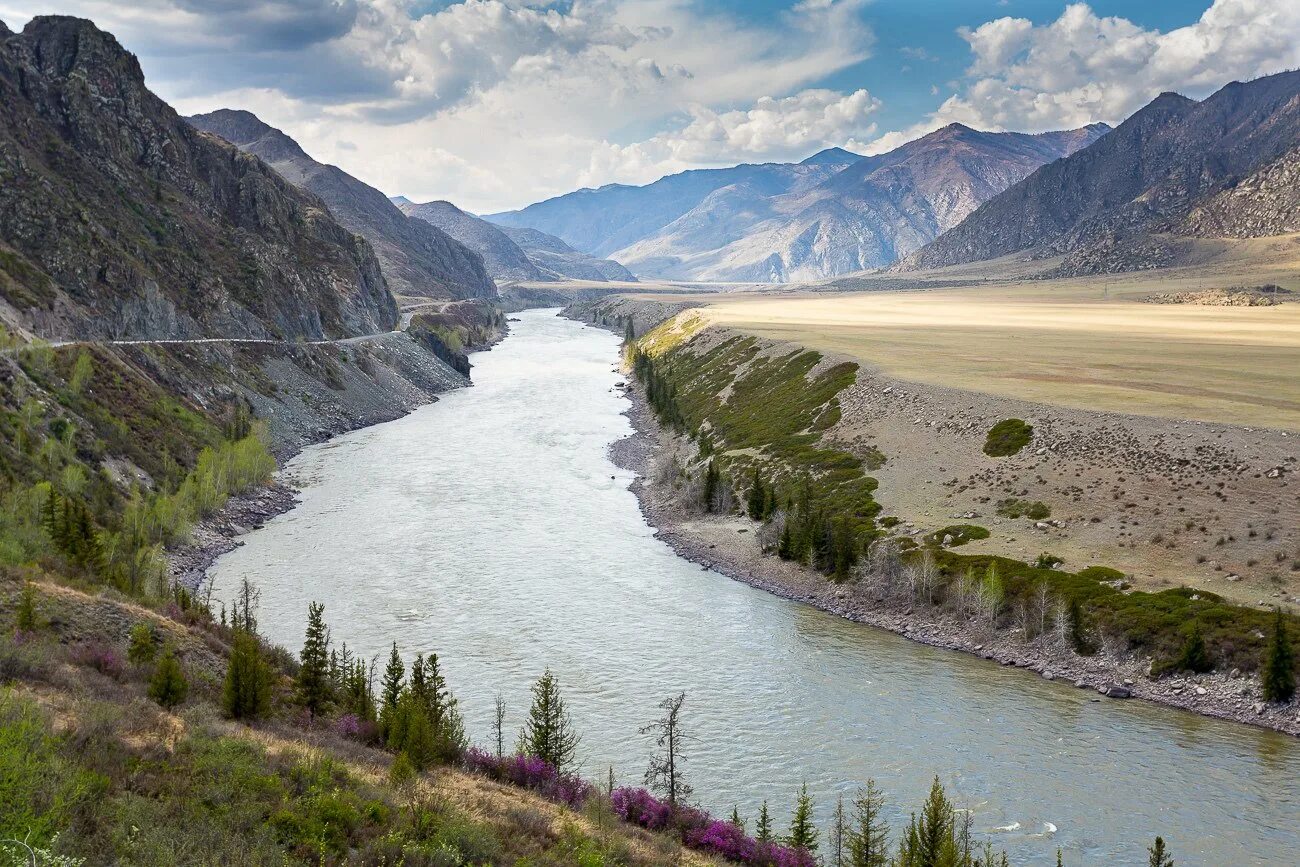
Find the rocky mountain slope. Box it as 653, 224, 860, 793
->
901, 71, 1300, 275
612, 123, 1108, 281
394, 198, 547, 283
0, 17, 402, 341
186, 109, 496, 301
496, 224, 637, 282
486, 149, 862, 259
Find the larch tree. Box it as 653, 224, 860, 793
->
848, 780, 889, 867
756, 801, 773, 843
640, 691, 693, 808
786, 782, 818, 854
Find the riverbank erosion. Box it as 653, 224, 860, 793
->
566, 297, 1300, 736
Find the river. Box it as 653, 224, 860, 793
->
212, 308, 1299, 866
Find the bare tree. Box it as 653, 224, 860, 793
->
916, 548, 939, 605
493, 693, 507, 758
640, 692, 694, 808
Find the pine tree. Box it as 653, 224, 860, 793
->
1174, 623, 1212, 674
747, 467, 766, 520
522, 668, 580, 770
15, 581, 38, 633
295, 602, 331, 718
1261, 607, 1295, 703
128, 622, 157, 665
223, 630, 272, 721
1068, 596, 1091, 654
1147, 836, 1174, 867
785, 782, 818, 854
897, 777, 956, 867
702, 460, 719, 513
847, 780, 889, 867
391, 691, 436, 771
778, 521, 795, 560
756, 801, 772, 842
148, 647, 189, 709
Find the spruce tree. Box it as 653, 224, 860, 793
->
1174, 623, 1212, 674
900, 777, 957, 867
1147, 836, 1174, 867
831, 793, 846, 867
295, 602, 331, 718
785, 782, 818, 854
148, 647, 189, 709
778, 521, 795, 560
1068, 596, 1091, 654
1261, 607, 1295, 703
730, 806, 745, 830
522, 668, 580, 770
756, 801, 772, 842
702, 460, 719, 513
848, 780, 889, 867
224, 630, 272, 721
379, 642, 405, 739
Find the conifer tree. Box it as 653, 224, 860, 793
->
1067, 596, 1091, 654
831, 793, 846, 867
379, 642, 405, 739
623, 317, 636, 344
1174, 623, 1212, 674
702, 460, 719, 513
1261, 607, 1295, 703
493, 693, 507, 758
522, 668, 580, 771
1147, 837, 1174, 867
747, 467, 766, 520
128, 622, 157, 665
785, 782, 818, 854
897, 777, 957, 867
640, 691, 692, 808
223, 630, 272, 721
15, 581, 38, 633
847, 780, 889, 867
756, 801, 772, 843
148, 647, 189, 709
295, 602, 331, 718
730, 806, 745, 831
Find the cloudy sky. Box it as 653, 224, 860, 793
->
3, 0, 1298, 213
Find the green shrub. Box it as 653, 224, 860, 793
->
127, 623, 157, 665
147, 648, 189, 709
983, 419, 1033, 457
996, 498, 1051, 520
925, 525, 990, 547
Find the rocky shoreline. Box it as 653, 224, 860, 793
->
609, 378, 1300, 738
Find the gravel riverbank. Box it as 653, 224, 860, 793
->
610, 379, 1300, 738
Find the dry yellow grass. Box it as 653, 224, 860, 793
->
699, 287, 1300, 431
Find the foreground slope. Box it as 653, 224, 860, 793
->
186, 109, 496, 301
903, 71, 1300, 274
0, 17, 401, 340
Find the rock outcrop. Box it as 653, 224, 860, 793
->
187, 109, 496, 301
0, 16, 400, 340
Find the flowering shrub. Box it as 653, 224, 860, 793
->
462, 749, 593, 809
611, 787, 673, 831
333, 713, 378, 743
71, 641, 125, 680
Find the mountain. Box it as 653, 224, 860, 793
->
485, 150, 862, 259
394, 199, 547, 283
186, 109, 495, 301
610, 123, 1108, 281
901, 70, 1300, 274
0, 17, 400, 339
495, 225, 636, 282
396, 198, 637, 284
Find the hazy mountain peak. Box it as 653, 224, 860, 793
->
800, 146, 862, 166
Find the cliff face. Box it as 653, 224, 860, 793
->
0, 17, 399, 341
188, 110, 498, 301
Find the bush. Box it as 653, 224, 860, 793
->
127, 623, 158, 665
70, 642, 126, 681
996, 498, 1051, 520
147, 648, 189, 708
983, 419, 1033, 457
925, 524, 990, 547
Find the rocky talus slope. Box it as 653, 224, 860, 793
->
0, 17, 398, 340
187, 109, 496, 301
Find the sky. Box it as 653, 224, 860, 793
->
2, 1, 1298, 213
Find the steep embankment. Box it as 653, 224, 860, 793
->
565, 296, 1300, 735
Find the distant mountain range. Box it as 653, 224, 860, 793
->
187, 109, 496, 301
901, 70, 1300, 275
393, 199, 635, 284
0, 17, 400, 339
488, 126, 1108, 282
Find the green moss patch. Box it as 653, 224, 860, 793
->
983, 418, 1033, 457
925, 524, 991, 547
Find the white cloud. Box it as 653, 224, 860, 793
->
872, 0, 1300, 150
0, 0, 875, 211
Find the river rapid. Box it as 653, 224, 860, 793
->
212, 309, 1299, 866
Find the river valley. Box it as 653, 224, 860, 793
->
211, 309, 1300, 866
